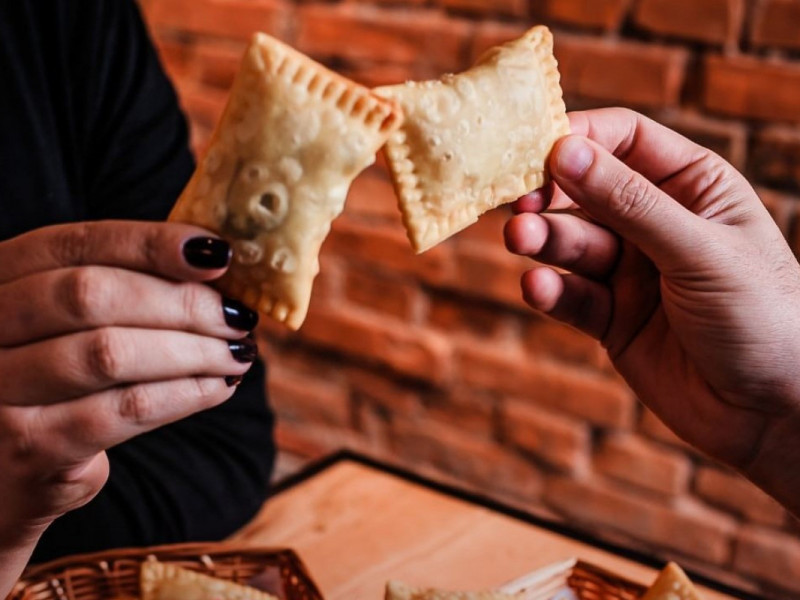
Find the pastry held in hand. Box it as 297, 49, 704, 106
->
169, 33, 402, 329
376, 26, 569, 253
140, 560, 280, 600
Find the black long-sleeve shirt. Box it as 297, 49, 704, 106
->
0, 0, 275, 562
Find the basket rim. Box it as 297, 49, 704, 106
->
18, 542, 299, 582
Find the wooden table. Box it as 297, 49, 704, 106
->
231, 453, 755, 600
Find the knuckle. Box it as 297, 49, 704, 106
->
609, 173, 654, 220
52, 223, 92, 266
85, 328, 124, 382
60, 268, 111, 324
180, 283, 215, 326
117, 385, 156, 425
0, 408, 43, 463
187, 377, 227, 409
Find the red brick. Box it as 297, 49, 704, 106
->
595, 433, 692, 497
695, 466, 787, 527
276, 421, 376, 459
344, 166, 399, 221
437, 0, 528, 19
734, 525, 800, 593
428, 292, 515, 340
391, 419, 542, 500
536, 0, 631, 31
269, 367, 352, 428
545, 477, 736, 563
752, 0, 800, 50
471, 22, 528, 61
176, 83, 228, 131
326, 218, 456, 284
152, 35, 193, 83
457, 341, 636, 428
523, 318, 608, 371
344, 266, 420, 320
339, 61, 418, 88
704, 54, 800, 124
751, 125, 800, 192
451, 205, 511, 247
555, 35, 688, 109
296, 4, 471, 73
657, 111, 748, 171
501, 399, 590, 473
347, 366, 423, 418
301, 304, 453, 384
447, 244, 532, 310
425, 386, 496, 437
194, 40, 245, 90
144, 0, 292, 41
639, 407, 692, 450
756, 187, 799, 239
633, 0, 743, 45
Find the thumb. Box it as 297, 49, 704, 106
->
549, 135, 702, 269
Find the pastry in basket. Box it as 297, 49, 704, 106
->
375, 26, 569, 253
385, 580, 520, 600
169, 32, 403, 329
140, 560, 280, 600
641, 562, 703, 600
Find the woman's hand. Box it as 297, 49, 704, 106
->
505, 108, 800, 515
0, 221, 258, 591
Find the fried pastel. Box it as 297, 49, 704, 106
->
641, 563, 703, 600
386, 581, 521, 600
140, 560, 280, 600
376, 26, 569, 253
169, 33, 402, 329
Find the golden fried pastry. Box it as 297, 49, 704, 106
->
169, 33, 403, 329
376, 26, 569, 253
140, 560, 280, 600
641, 562, 703, 600
385, 581, 520, 600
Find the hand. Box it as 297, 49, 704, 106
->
505, 108, 800, 515
0, 221, 259, 556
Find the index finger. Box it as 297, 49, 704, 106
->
0, 221, 231, 284
567, 108, 708, 185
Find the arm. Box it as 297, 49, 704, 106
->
506, 108, 800, 516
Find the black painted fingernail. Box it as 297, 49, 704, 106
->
228, 338, 258, 363
223, 297, 259, 331
183, 237, 231, 269
225, 375, 244, 387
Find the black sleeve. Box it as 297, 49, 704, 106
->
78, 0, 195, 220
30, 1, 276, 563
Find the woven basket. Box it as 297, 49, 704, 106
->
501, 558, 647, 599
9, 543, 324, 600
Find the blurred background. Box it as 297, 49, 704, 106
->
137, 0, 800, 597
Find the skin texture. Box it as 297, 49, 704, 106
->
0, 221, 256, 596
505, 108, 800, 517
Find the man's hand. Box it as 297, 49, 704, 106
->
0, 221, 258, 562
505, 108, 800, 515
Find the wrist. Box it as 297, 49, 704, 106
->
742, 410, 800, 519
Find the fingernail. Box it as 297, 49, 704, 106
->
554, 136, 594, 181
225, 375, 243, 387
183, 237, 231, 269
222, 298, 259, 331
228, 338, 258, 363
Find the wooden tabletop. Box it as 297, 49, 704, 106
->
231, 456, 744, 600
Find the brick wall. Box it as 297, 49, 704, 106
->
138, 0, 800, 596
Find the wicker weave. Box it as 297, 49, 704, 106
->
9, 544, 323, 600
